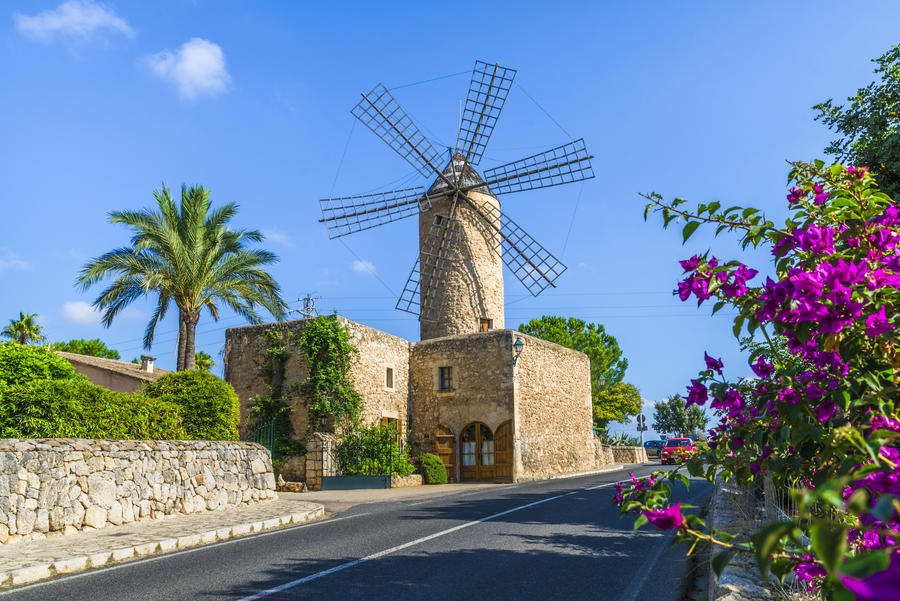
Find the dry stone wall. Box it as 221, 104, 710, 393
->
513, 333, 596, 480
0, 439, 276, 545
224, 316, 410, 435
610, 446, 649, 464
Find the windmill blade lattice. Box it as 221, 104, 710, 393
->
478, 139, 594, 195
455, 61, 517, 166
351, 84, 445, 179
396, 215, 466, 321
461, 192, 567, 296
318, 187, 450, 239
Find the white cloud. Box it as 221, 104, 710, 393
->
62, 300, 102, 326
62, 301, 144, 326
352, 260, 376, 276
14, 0, 134, 42
262, 229, 292, 247
146, 38, 231, 101
0, 249, 31, 272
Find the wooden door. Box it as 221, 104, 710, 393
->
494, 420, 512, 482
435, 424, 456, 483
460, 423, 496, 481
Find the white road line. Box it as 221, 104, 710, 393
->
0, 514, 364, 597
235, 490, 580, 600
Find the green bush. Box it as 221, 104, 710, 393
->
0, 378, 182, 439
143, 370, 239, 440
0, 341, 79, 386
416, 453, 448, 484
337, 423, 415, 476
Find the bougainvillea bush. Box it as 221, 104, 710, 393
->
615, 161, 900, 600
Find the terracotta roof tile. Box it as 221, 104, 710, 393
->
55, 351, 169, 382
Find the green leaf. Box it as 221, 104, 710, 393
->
871, 494, 898, 522
682, 221, 700, 243
810, 521, 847, 573
839, 549, 891, 578
751, 521, 795, 576
711, 550, 737, 579
633, 513, 648, 530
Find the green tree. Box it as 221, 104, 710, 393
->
651, 394, 708, 438
518, 316, 641, 428
194, 351, 215, 371
814, 44, 900, 198
51, 338, 120, 359
76, 184, 287, 371
2, 312, 45, 345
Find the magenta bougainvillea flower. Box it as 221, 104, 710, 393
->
704, 352, 723, 374
642, 502, 683, 530
865, 306, 894, 337
685, 379, 708, 407
840, 551, 900, 601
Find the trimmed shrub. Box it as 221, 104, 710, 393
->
417, 453, 448, 484
336, 423, 415, 476
143, 370, 240, 440
0, 341, 78, 386
0, 378, 182, 439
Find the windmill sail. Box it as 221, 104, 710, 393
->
461, 193, 567, 296
477, 139, 594, 195
351, 83, 445, 179
318, 188, 449, 239
455, 61, 517, 167
396, 215, 466, 320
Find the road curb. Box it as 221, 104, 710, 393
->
0, 504, 325, 590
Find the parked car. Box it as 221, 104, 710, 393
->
643, 440, 665, 459
660, 438, 696, 465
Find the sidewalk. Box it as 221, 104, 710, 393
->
0, 496, 324, 590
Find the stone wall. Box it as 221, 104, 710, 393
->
513, 333, 596, 480
0, 439, 276, 545
408, 330, 515, 463
224, 316, 410, 435
610, 446, 649, 464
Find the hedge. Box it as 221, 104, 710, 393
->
0, 341, 78, 386
142, 370, 240, 440
416, 453, 448, 484
0, 378, 182, 439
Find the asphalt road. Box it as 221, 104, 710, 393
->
3, 465, 711, 601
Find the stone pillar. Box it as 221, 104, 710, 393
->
304, 433, 339, 491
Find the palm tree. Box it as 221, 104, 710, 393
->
2, 312, 45, 345
194, 351, 215, 371
77, 184, 287, 370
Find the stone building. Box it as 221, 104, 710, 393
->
224, 315, 597, 483
56, 352, 167, 393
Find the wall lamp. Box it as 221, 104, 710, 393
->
512, 336, 525, 366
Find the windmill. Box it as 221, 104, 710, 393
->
318, 61, 594, 340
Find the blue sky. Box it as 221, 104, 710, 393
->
3, 1, 900, 439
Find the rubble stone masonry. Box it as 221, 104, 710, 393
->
224, 316, 410, 436
409, 330, 515, 454
0, 439, 276, 545
512, 333, 596, 480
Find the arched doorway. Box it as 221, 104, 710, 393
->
460, 422, 495, 481
494, 420, 512, 482
435, 424, 456, 483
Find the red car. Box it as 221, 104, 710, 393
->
660, 438, 696, 464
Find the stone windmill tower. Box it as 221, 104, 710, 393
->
319, 61, 594, 340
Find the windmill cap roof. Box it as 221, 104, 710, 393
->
427, 153, 489, 195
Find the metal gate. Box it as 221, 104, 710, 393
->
239, 416, 276, 459
321, 432, 394, 490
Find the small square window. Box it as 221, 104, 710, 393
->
433, 214, 445, 226
438, 366, 453, 391
479, 318, 492, 332
385, 367, 394, 389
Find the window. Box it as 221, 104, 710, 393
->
385, 367, 394, 389
438, 366, 453, 391
479, 318, 492, 332
433, 214, 445, 226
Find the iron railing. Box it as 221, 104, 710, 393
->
240, 417, 276, 459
